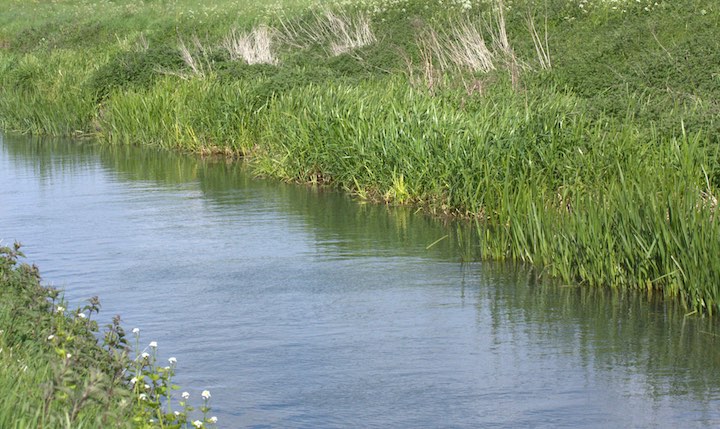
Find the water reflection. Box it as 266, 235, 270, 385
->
1, 131, 719, 428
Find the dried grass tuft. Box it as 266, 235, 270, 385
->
223, 25, 279, 65
178, 35, 210, 78
280, 9, 376, 56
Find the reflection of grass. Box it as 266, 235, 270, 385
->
477, 262, 720, 401
1, 0, 720, 312
0, 244, 217, 428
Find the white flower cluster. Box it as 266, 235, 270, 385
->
450, 0, 474, 11
574, 0, 663, 13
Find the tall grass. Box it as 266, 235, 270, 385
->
0, 51, 97, 135
255, 77, 720, 311
98, 77, 258, 155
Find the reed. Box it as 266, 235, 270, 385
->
254, 77, 720, 311
98, 77, 258, 155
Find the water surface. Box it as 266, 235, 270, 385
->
1, 132, 719, 428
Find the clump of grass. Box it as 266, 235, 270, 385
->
0, 50, 97, 135
223, 25, 279, 65
98, 76, 258, 155
280, 9, 376, 56
0, 243, 219, 428
410, 0, 548, 92
177, 36, 212, 79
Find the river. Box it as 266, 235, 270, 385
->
1, 132, 719, 428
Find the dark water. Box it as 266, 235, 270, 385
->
1, 132, 720, 428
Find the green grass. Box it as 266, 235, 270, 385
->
0, 244, 218, 428
1, 0, 719, 313
0, 244, 130, 428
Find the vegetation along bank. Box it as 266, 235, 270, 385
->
0, 244, 217, 428
1, 0, 719, 312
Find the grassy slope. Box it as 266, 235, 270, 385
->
1, 0, 719, 312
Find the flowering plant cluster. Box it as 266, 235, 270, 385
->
0, 243, 217, 428
127, 328, 219, 428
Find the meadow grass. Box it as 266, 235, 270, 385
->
1, 0, 719, 315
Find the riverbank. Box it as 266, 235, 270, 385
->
0, 243, 217, 428
1, 0, 719, 312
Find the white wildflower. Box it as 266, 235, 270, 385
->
209, 416, 218, 423
56, 306, 65, 313
77, 312, 86, 319
192, 420, 203, 428
201, 390, 211, 400
132, 327, 140, 334
139, 393, 148, 401
149, 341, 157, 348
47, 335, 55, 340
182, 391, 190, 400
141, 352, 150, 359
169, 357, 177, 365
130, 377, 138, 384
